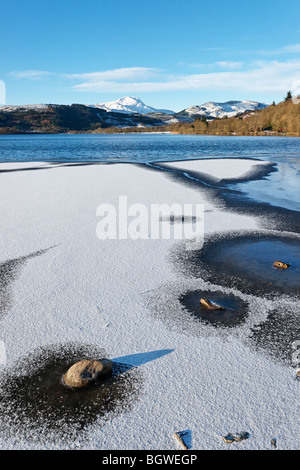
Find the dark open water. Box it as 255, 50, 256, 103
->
0, 133, 299, 163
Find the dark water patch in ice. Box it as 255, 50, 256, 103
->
173, 231, 300, 298
179, 289, 249, 328
142, 278, 260, 343
144, 279, 299, 368
249, 308, 300, 366
0, 248, 54, 318
0, 343, 143, 444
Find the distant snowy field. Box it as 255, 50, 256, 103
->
0, 160, 298, 450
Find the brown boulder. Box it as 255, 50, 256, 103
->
63, 358, 113, 388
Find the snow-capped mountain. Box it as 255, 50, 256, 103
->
179, 100, 268, 119
0, 98, 270, 134
0, 99, 268, 121
0, 104, 49, 112
89, 96, 174, 115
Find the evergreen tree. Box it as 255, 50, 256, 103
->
285, 91, 292, 101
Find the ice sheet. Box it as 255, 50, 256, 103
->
0, 161, 298, 450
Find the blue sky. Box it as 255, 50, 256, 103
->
1, 0, 300, 111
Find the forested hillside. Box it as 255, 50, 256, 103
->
0, 96, 299, 136
0, 104, 167, 134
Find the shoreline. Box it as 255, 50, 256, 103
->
0, 130, 300, 137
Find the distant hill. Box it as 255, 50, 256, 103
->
0, 104, 49, 113
0, 97, 298, 136
0, 103, 171, 134
168, 98, 300, 137
89, 96, 174, 115
176, 100, 268, 120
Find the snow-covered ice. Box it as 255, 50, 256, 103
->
0, 159, 299, 450
161, 157, 271, 182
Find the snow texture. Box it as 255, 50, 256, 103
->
161, 158, 271, 182
0, 159, 298, 450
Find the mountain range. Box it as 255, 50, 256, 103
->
177, 100, 268, 119
0, 96, 269, 134
0, 96, 268, 119
89, 96, 268, 119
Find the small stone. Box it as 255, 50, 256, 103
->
273, 261, 290, 269
63, 358, 113, 388
222, 431, 249, 443
174, 431, 189, 450
271, 438, 277, 448
200, 298, 226, 311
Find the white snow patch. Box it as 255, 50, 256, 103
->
162, 158, 271, 182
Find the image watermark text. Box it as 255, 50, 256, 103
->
96, 196, 204, 249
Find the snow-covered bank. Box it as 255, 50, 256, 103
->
0, 160, 299, 450
160, 158, 272, 182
